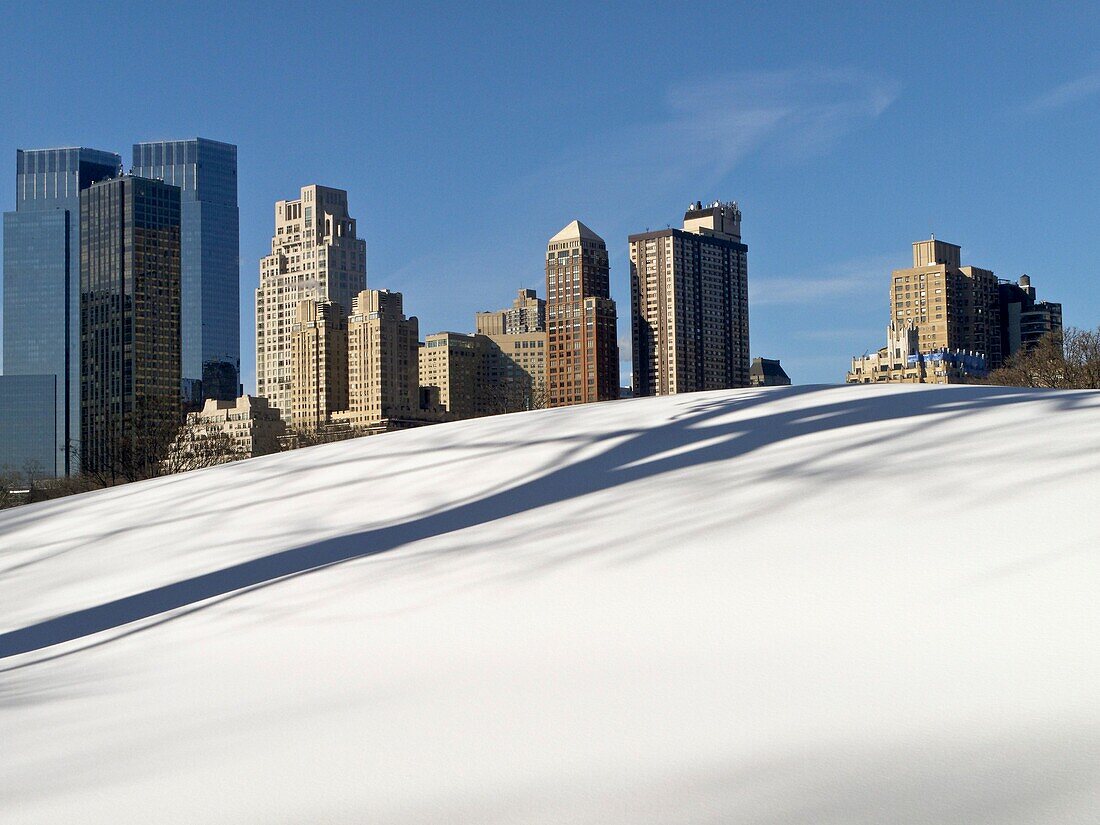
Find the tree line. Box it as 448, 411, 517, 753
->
983, 327, 1100, 389
1, 377, 550, 509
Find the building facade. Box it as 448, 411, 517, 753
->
132, 138, 240, 404
749, 358, 790, 387
419, 329, 548, 418
3, 147, 122, 475
897, 237, 1000, 366
629, 201, 750, 396
848, 238, 1005, 385
256, 185, 366, 422
0, 375, 58, 477
998, 274, 1063, 359
335, 289, 427, 429
485, 331, 547, 411
419, 332, 498, 420
475, 288, 546, 336
545, 221, 619, 407
79, 176, 182, 475
475, 287, 548, 411
290, 300, 348, 429
170, 395, 286, 463
847, 321, 988, 384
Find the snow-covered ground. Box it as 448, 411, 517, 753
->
2, 383, 1099, 823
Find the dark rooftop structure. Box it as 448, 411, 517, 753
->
749, 357, 791, 387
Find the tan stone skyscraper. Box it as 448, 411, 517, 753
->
893, 237, 999, 361
545, 221, 619, 406
256, 185, 366, 421
337, 289, 423, 428
629, 201, 749, 396
290, 300, 348, 429
847, 237, 1003, 384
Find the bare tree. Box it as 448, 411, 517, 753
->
77, 394, 185, 486
1064, 327, 1100, 388
985, 327, 1100, 389
278, 421, 369, 451
481, 375, 548, 416
162, 425, 247, 475
0, 471, 27, 510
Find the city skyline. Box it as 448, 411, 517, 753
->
2, 7, 1099, 820
1, 4, 1100, 389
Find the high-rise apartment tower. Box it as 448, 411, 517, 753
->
629, 201, 749, 396
848, 238, 1025, 384
256, 185, 366, 421
894, 238, 1000, 364
338, 289, 424, 428
545, 221, 619, 406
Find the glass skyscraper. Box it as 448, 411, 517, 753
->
2, 147, 122, 475
80, 176, 181, 476
0, 375, 58, 477
132, 138, 239, 403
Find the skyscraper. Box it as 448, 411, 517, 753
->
80, 176, 181, 477
289, 299, 348, 429
0, 375, 57, 477
3, 147, 122, 475
132, 138, 240, 403
900, 237, 1000, 364
545, 221, 619, 406
256, 185, 366, 421
629, 201, 750, 396
337, 289, 424, 428
847, 238, 1005, 384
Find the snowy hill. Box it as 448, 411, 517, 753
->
2, 384, 1099, 824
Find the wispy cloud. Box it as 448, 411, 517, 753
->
518, 67, 898, 214
662, 68, 897, 178
1023, 72, 1100, 114
752, 254, 894, 306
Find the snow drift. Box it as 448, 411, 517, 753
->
2, 383, 1099, 823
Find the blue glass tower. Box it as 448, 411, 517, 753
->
132, 138, 239, 403
3, 147, 122, 475
0, 375, 57, 477
80, 176, 181, 477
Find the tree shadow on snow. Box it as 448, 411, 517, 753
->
3, 384, 1098, 662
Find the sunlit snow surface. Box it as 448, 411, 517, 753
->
2, 384, 1099, 823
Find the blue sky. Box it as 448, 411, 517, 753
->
2, 1, 1099, 387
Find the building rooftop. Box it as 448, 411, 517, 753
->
750, 357, 790, 381
548, 220, 603, 244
